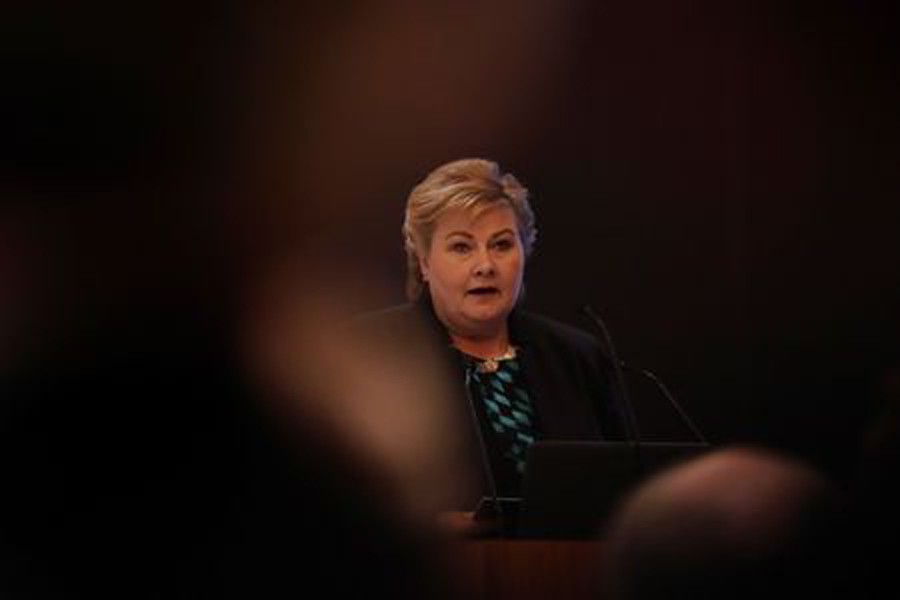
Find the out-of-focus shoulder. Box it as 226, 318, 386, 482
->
347, 303, 421, 331
344, 303, 437, 348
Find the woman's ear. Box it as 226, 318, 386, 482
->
418, 254, 430, 281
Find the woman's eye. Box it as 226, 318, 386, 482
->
449, 242, 471, 253
492, 239, 514, 251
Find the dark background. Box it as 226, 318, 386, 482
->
3, 3, 897, 596
4, 0, 899, 484
306, 0, 900, 480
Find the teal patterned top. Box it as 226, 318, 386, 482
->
461, 350, 541, 496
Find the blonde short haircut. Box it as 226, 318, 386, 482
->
402, 158, 537, 301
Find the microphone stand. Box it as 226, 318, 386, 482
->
624, 364, 708, 445
580, 305, 710, 451
581, 305, 644, 471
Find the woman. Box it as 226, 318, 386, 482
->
360, 158, 624, 517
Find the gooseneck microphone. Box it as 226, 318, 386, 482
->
580, 305, 708, 445
580, 305, 643, 448
626, 364, 708, 444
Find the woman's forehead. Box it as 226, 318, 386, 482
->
434, 203, 517, 233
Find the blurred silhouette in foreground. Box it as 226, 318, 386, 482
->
600, 446, 849, 600
847, 359, 900, 598
0, 4, 456, 598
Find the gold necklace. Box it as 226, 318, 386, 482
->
477, 345, 518, 374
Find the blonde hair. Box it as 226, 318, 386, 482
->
402, 158, 537, 301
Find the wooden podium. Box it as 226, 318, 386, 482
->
443, 538, 606, 600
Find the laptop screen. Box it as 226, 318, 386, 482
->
516, 440, 711, 539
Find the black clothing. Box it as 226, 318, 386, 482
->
354, 298, 625, 508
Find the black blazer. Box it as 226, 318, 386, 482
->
353, 298, 626, 507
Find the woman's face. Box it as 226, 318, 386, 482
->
420, 204, 524, 338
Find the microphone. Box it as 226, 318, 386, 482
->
580, 305, 643, 456
462, 364, 504, 528
623, 364, 708, 444
580, 305, 708, 445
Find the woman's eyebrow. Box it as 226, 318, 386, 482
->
443, 228, 514, 240
444, 231, 475, 240
489, 228, 516, 240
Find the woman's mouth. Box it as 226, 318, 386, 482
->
467, 286, 500, 297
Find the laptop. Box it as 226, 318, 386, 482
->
511, 440, 711, 539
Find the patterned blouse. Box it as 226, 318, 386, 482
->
460, 348, 541, 497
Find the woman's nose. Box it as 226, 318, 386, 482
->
472, 249, 496, 277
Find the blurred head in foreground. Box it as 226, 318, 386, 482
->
0, 5, 454, 597
601, 446, 847, 600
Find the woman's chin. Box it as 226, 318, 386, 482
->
462, 310, 509, 334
